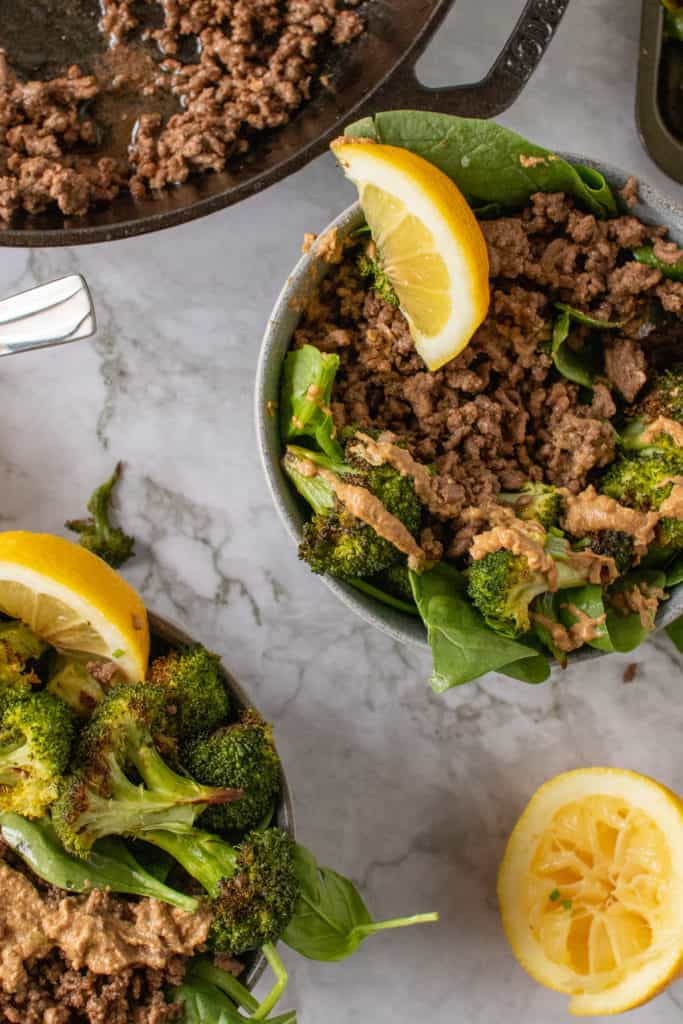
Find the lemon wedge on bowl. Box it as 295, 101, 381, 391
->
0, 531, 149, 681
497, 767, 683, 1016
331, 139, 490, 371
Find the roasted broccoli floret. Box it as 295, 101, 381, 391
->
148, 645, 230, 742
467, 533, 598, 637
144, 826, 299, 954
589, 530, 635, 575
357, 245, 399, 307
0, 620, 46, 696
497, 483, 564, 529
66, 462, 135, 568
0, 690, 74, 818
47, 657, 108, 717
621, 369, 683, 453
601, 451, 683, 549
52, 683, 242, 857
184, 709, 281, 833
283, 443, 422, 579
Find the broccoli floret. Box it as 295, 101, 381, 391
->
144, 826, 299, 954
621, 369, 683, 453
0, 690, 74, 818
357, 247, 399, 307
47, 656, 108, 717
497, 483, 564, 530
66, 462, 135, 569
601, 452, 683, 549
370, 561, 414, 603
52, 683, 243, 857
148, 645, 230, 742
283, 443, 422, 579
589, 530, 635, 575
0, 620, 47, 698
467, 534, 598, 638
184, 709, 281, 833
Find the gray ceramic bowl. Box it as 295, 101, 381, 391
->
255, 157, 683, 659
149, 612, 294, 988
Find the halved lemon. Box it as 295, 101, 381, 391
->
0, 531, 149, 681
498, 768, 683, 1016
331, 138, 490, 371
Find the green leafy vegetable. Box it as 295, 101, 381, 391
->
666, 615, 683, 652
344, 112, 617, 217
65, 462, 135, 569
282, 844, 437, 962
605, 570, 668, 652
180, 953, 296, 1023
667, 556, 683, 586
408, 563, 548, 691
279, 346, 343, 460
633, 244, 683, 280
559, 584, 613, 653
348, 576, 419, 616
662, 0, 683, 41
551, 304, 623, 388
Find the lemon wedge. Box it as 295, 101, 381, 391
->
497, 767, 683, 1016
331, 138, 490, 371
0, 531, 149, 681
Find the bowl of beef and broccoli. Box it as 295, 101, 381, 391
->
0, 531, 436, 1023
256, 112, 683, 693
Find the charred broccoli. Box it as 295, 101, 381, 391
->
0, 690, 74, 818
601, 451, 683, 549
467, 533, 599, 637
0, 620, 46, 697
66, 463, 135, 569
52, 683, 242, 857
357, 247, 399, 307
184, 709, 281, 833
497, 483, 564, 529
144, 826, 299, 954
589, 530, 635, 575
47, 657, 109, 716
283, 442, 422, 579
621, 369, 683, 453
148, 645, 231, 743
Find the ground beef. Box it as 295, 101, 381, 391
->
0, 1, 363, 221
293, 191, 683, 555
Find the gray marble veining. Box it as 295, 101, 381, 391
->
1, 0, 682, 1020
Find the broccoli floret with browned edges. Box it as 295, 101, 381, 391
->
601, 451, 683, 549
66, 463, 135, 568
184, 709, 281, 833
0, 621, 47, 713
283, 443, 422, 579
148, 645, 230, 742
52, 683, 242, 858
357, 248, 399, 307
589, 530, 635, 575
0, 690, 74, 818
467, 534, 599, 638
143, 826, 299, 954
497, 483, 564, 530
621, 369, 683, 454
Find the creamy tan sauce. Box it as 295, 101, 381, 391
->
353, 432, 463, 519
659, 478, 683, 519
0, 862, 211, 993
292, 456, 426, 568
562, 486, 659, 557
640, 416, 683, 448
532, 603, 607, 654
469, 520, 559, 590
611, 582, 668, 630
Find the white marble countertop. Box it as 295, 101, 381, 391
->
2, 0, 683, 1020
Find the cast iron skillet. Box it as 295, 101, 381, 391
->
149, 612, 295, 990
0, 0, 570, 247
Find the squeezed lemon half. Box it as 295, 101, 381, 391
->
497, 767, 683, 1015
0, 531, 149, 681
331, 139, 490, 371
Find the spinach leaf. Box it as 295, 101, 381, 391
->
279, 345, 344, 460
499, 654, 551, 683
605, 570, 668, 652
667, 555, 683, 586
633, 244, 683, 281
666, 615, 683, 652
559, 584, 613, 652
170, 979, 243, 1024
282, 844, 437, 961
348, 576, 419, 616
551, 304, 623, 388
409, 563, 547, 690
531, 592, 568, 665
345, 112, 617, 217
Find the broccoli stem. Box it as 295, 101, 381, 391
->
0, 737, 32, 784
143, 827, 238, 898
131, 743, 231, 806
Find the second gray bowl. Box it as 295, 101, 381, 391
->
255, 159, 683, 660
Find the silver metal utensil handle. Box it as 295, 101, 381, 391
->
0, 274, 96, 357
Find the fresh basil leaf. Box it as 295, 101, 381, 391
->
344, 112, 617, 217
667, 555, 683, 586
605, 570, 668, 652
279, 345, 344, 460
551, 304, 623, 388
282, 844, 437, 962
633, 244, 683, 281
409, 563, 546, 690
666, 615, 683, 652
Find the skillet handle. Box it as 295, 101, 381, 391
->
374, 0, 570, 119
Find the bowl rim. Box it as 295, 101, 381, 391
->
148, 610, 295, 989
254, 155, 683, 660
